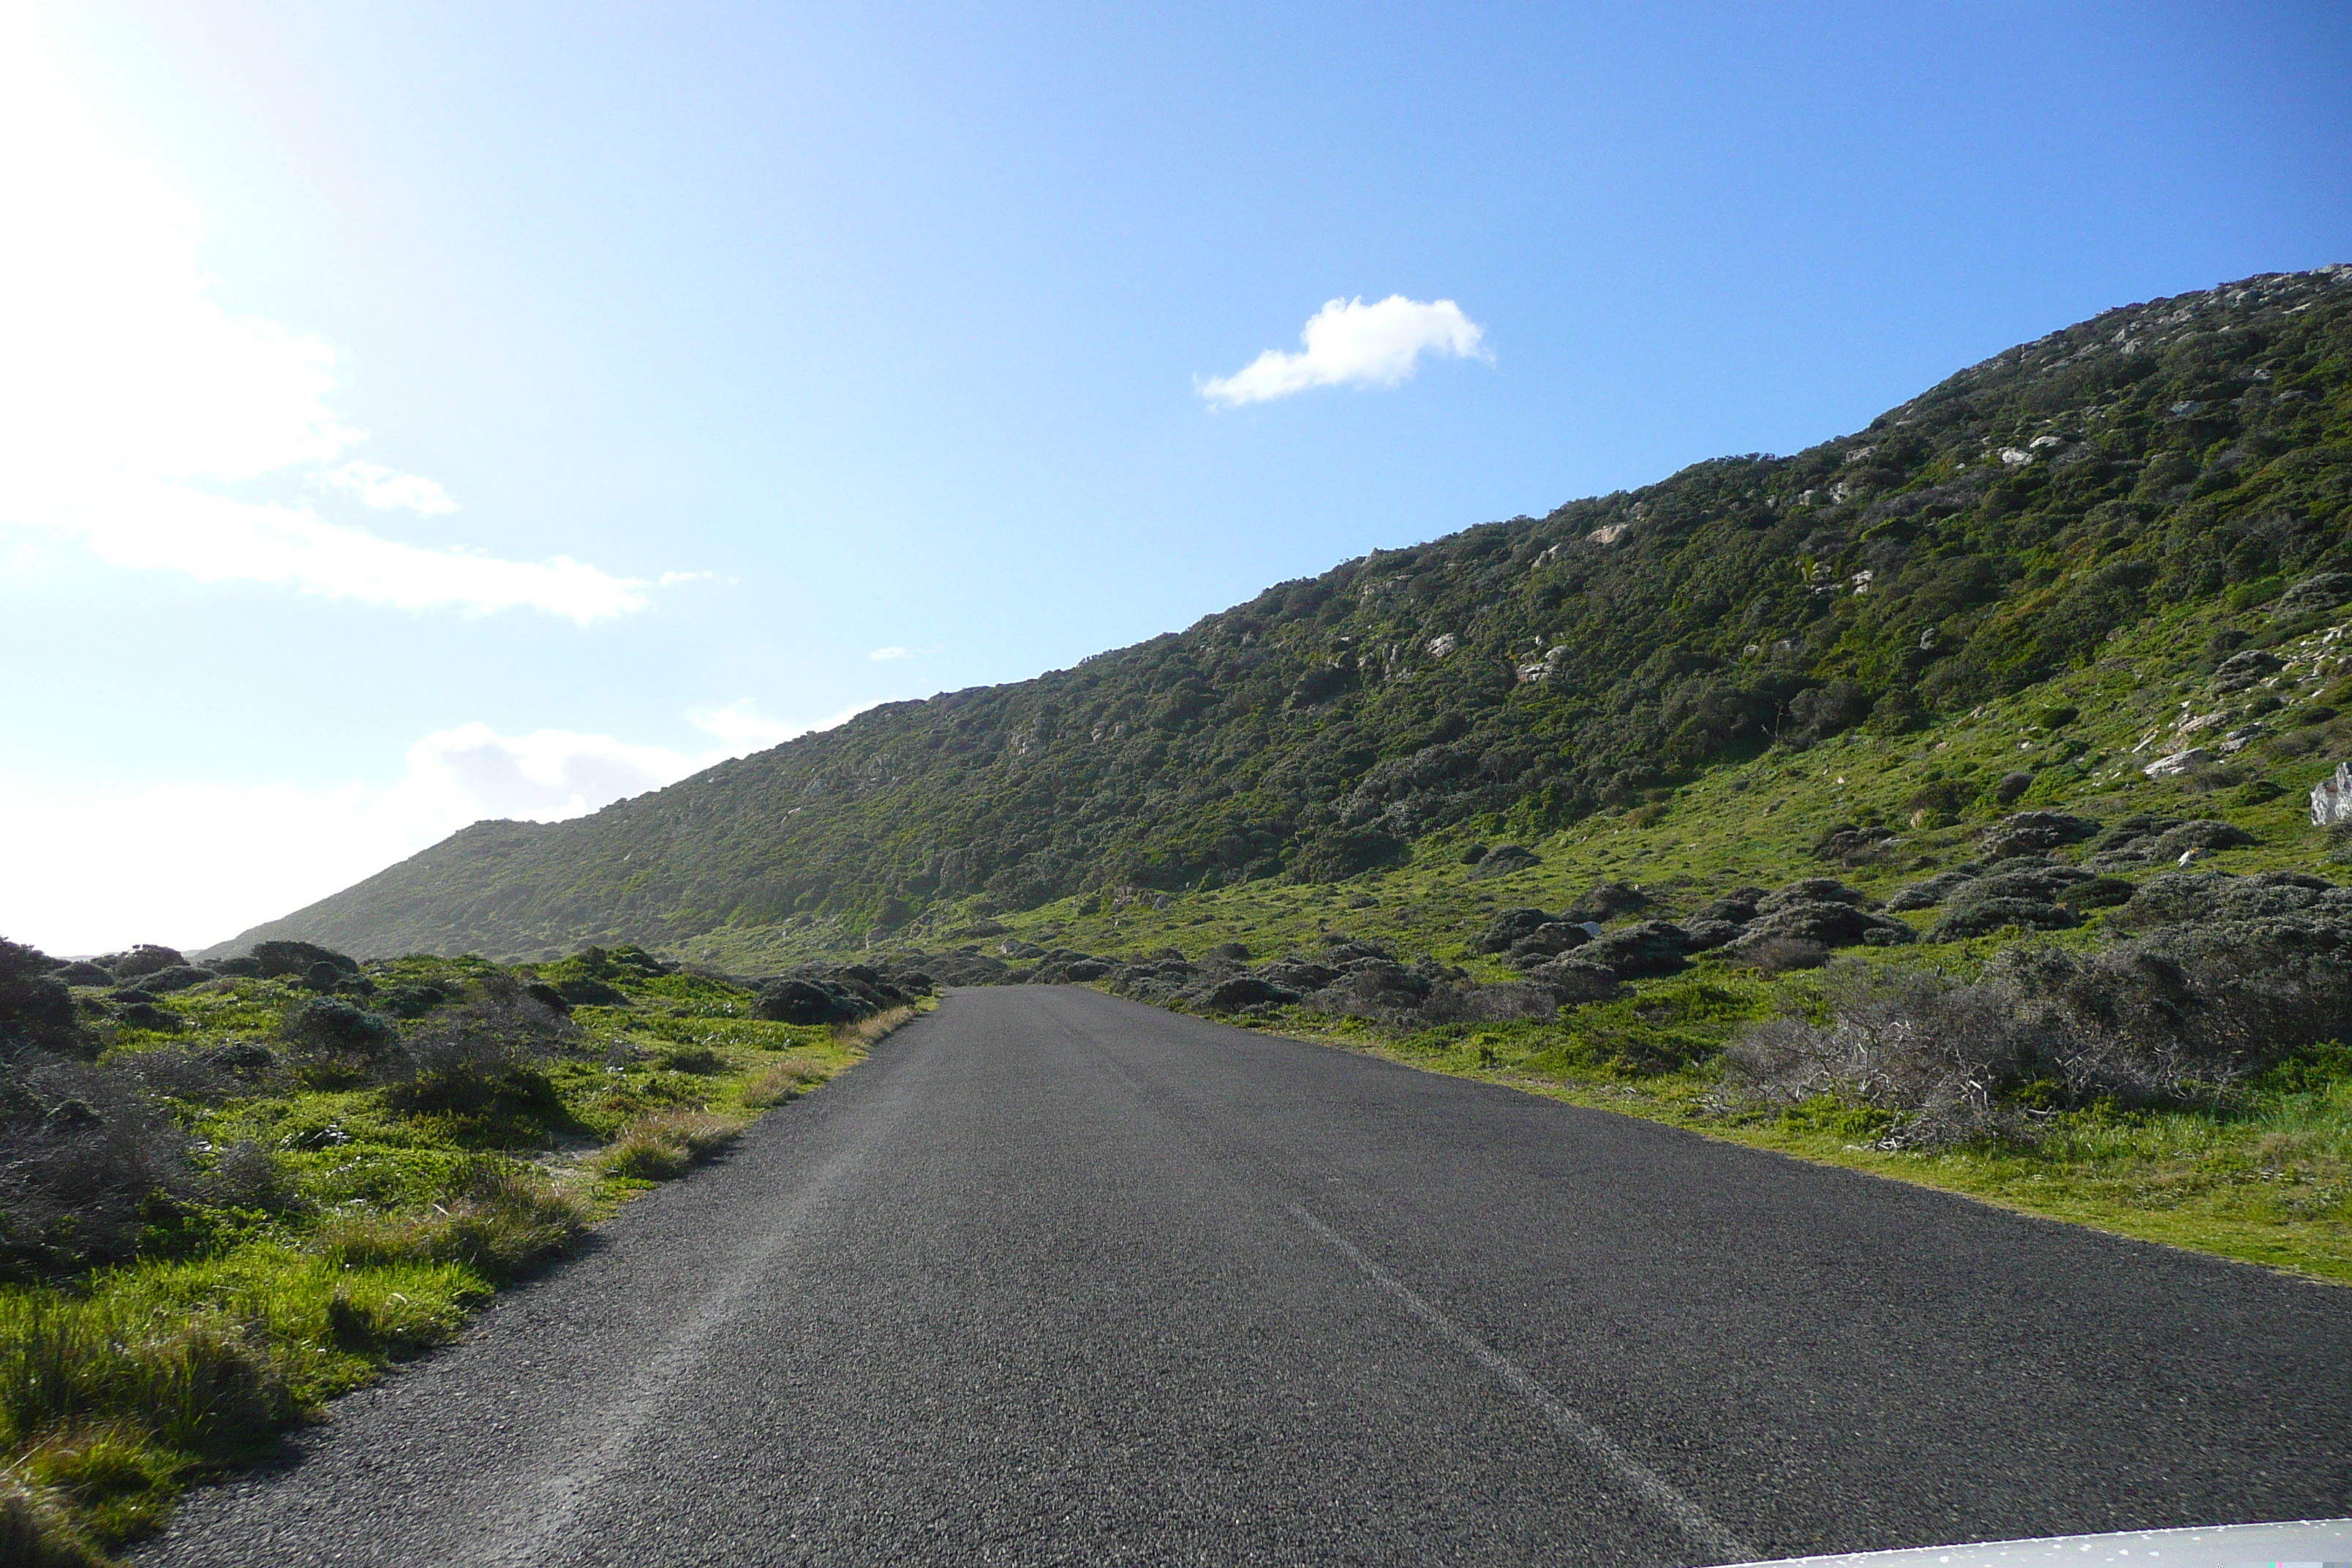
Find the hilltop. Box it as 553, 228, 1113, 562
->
213, 265, 2352, 968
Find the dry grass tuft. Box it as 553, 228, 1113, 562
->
742, 1057, 831, 1108
595, 1110, 741, 1181
833, 1004, 918, 1051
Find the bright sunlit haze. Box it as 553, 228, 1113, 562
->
2, 0, 2348, 952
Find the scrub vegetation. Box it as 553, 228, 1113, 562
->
0, 939, 919, 1561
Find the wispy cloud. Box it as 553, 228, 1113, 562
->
0, 4, 647, 622
0, 698, 880, 954
1197, 295, 1490, 409
317, 461, 458, 516
869, 645, 912, 660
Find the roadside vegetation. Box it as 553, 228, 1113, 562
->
0, 940, 922, 1564
863, 571, 2352, 1286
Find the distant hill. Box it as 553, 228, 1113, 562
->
211, 265, 2352, 963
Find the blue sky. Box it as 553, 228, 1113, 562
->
4, 0, 2348, 953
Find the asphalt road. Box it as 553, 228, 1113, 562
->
140, 986, 2352, 1567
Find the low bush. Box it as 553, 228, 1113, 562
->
247, 942, 356, 981
281, 998, 396, 1084
657, 1044, 728, 1075
380, 977, 578, 1115
0, 937, 830, 1555
0, 1060, 197, 1278
1727, 905, 2352, 1146
1736, 937, 1829, 973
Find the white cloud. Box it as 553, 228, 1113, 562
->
0, 3, 647, 622
687, 696, 880, 753
869, 645, 911, 660
0, 698, 878, 954
1197, 295, 1490, 409
318, 461, 459, 516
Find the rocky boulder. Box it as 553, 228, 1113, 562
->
1929, 897, 2079, 940
1524, 957, 1627, 1003
2143, 749, 2215, 780
1199, 976, 1298, 1012
2212, 647, 2285, 692
1580, 921, 1692, 979
1562, 881, 1651, 924
1504, 923, 1591, 967
1469, 844, 1542, 880
2275, 570, 2352, 616
1474, 908, 1558, 953
1978, 811, 2100, 860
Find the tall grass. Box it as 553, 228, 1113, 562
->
834, 1004, 918, 1051
311, 1169, 589, 1281
0, 1248, 484, 1553
742, 1056, 831, 1107
0, 1468, 101, 1567
595, 1109, 740, 1180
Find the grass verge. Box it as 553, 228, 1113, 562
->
2, 953, 929, 1562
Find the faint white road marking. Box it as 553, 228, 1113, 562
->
1289, 1202, 1752, 1564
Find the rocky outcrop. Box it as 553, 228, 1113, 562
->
1977, 812, 2100, 861
2314, 763, 2352, 826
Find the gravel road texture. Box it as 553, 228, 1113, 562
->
136, 986, 2352, 1567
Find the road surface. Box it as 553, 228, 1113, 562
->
139, 986, 2352, 1566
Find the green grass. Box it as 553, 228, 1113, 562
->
2, 957, 913, 1561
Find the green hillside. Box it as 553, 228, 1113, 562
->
214, 265, 2352, 967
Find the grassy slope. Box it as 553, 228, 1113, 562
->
1, 958, 909, 1564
